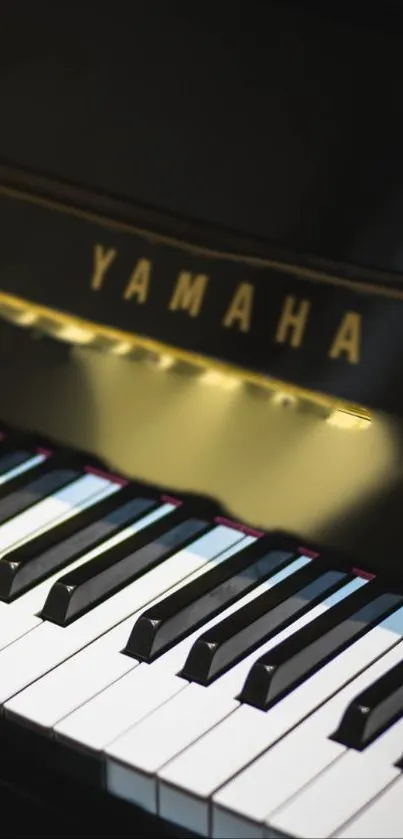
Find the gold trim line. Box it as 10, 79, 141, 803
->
0, 288, 370, 419
1, 183, 403, 302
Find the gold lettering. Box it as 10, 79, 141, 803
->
275, 295, 310, 348
222, 283, 254, 333
91, 244, 117, 291
123, 258, 152, 303
169, 271, 209, 317
329, 311, 361, 364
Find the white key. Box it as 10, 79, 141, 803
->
0, 452, 46, 485
0, 524, 244, 703
0, 501, 174, 654
269, 715, 403, 838
7, 536, 255, 729
56, 543, 303, 752
334, 777, 403, 839
213, 608, 403, 838
0, 471, 119, 645
0, 471, 116, 556
6, 618, 138, 727
106, 577, 365, 815
158, 584, 401, 836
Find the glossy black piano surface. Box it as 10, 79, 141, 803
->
3, 3, 403, 414
3, 3, 403, 837
1, 0, 403, 276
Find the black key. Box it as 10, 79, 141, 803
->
332, 658, 403, 750
41, 505, 213, 625
180, 562, 349, 685
0, 449, 34, 478
125, 540, 298, 661
0, 453, 83, 524
0, 485, 160, 601
239, 581, 402, 710
0, 434, 46, 478
0, 452, 53, 504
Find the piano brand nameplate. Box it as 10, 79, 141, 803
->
1, 165, 403, 414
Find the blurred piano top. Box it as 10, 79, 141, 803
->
1, 0, 403, 274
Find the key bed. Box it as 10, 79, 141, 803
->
0, 425, 401, 837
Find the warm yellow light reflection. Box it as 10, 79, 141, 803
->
110, 340, 134, 356
5, 309, 37, 326
153, 354, 176, 371
200, 370, 242, 390
0, 290, 372, 421
326, 411, 371, 430
67, 345, 392, 547
272, 390, 298, 408
55, 324, 94, 345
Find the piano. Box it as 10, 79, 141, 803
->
1, 2, 403, 836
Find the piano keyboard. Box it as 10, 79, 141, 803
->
0, 426, 401, 838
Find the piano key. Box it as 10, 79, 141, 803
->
0, 449, 31, 474
106, 577, 365, 816
0, 433, 47, 463
56, 542, 313, 754
333, 657, 403, 749
212, 608, 403, 837
158, 585, 403, 836
0, 450, 46, 484
0, 449, 51, 497
0, 453, 80, 522
334, 777, 403, 839
268, 714, 403, 838
239, 581, 398, 709
124, 554, 316, 677
40, 509, 214, 625
107, 682, 232, 816
0, 524, 244, 704
6, 538, 254, 732
125, 542, 297, 662
0, 488, 157, 601
0, 471, 115, 558
180, 565, 349, 684
0, 501, 175, 653
60, 665, 188, 757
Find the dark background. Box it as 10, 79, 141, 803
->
2, 1, 403, 275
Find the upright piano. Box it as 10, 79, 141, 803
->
0, 2, 403, 836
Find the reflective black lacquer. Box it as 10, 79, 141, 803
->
0, 488, 159, 601
239, 584, 403, 709
181, 564, 349, 684
125, 541, 295, 661
41, 507, 213, 625
333, 658, 403, 749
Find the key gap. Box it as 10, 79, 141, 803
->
324, 771, 402, 838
